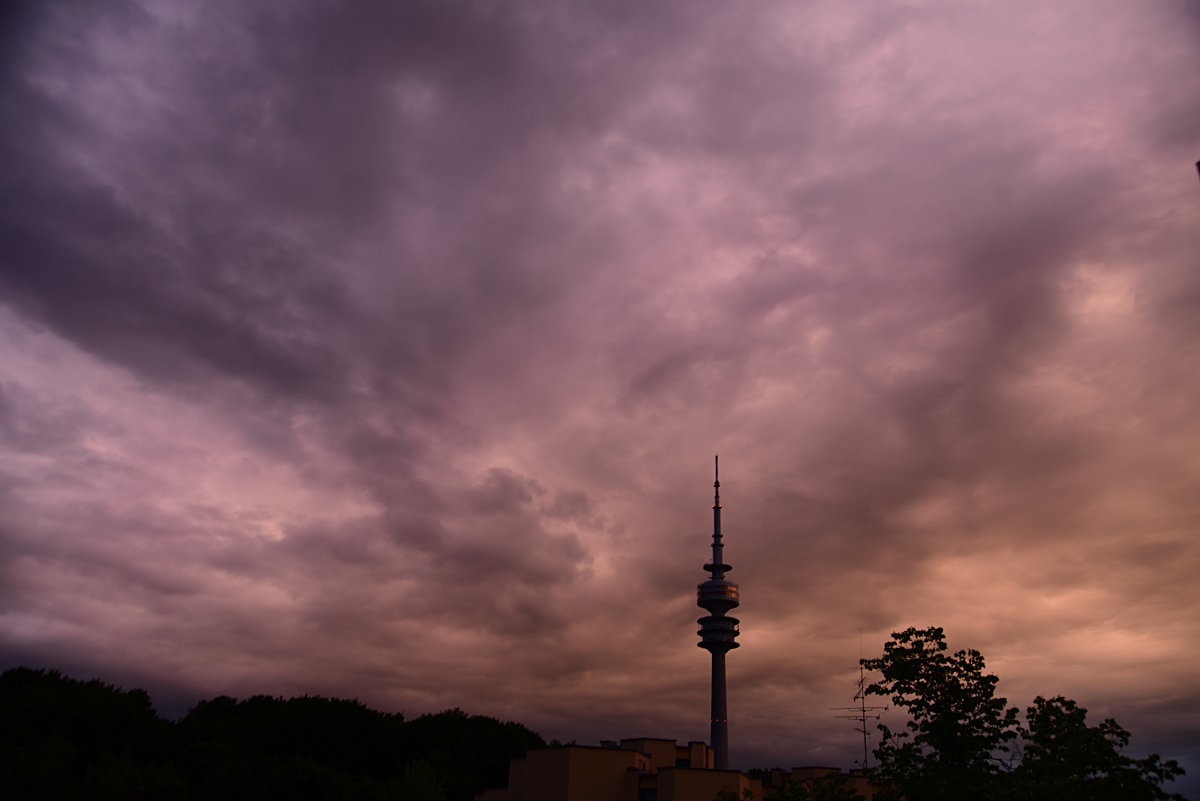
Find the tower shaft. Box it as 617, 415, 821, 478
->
710, 650, 728, 769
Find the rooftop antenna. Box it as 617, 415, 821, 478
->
831, 634, 888, 770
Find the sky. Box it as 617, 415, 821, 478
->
1, 0, 1198, 791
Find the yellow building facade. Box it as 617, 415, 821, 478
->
477, 738, 763, 801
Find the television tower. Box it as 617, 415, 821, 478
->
697, 455, 740, 770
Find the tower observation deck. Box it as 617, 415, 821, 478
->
697, 455, 739, 770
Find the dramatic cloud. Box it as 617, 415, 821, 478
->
2, 0, 1197, 792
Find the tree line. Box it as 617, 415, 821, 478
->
0, 667, 542, 801
5, 629, 1187, 801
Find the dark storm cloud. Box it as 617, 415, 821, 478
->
2, 0, 1198, 792
0, 1, 615, 401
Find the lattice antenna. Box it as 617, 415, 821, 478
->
831, 642, 888, 770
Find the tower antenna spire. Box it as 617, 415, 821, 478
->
697, 457, 739, 770
714, 454, 720, 503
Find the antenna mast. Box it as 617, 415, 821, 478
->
831, 652, 887, 770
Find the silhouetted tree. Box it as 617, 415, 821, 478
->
861, 627, 1019, 801
401, 707, 545, 801
862, 629, 1185, 801
1006, 695, 1184, 801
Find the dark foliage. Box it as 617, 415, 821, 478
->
862, 628, 1185, 801
860, 627, 1019, 801
1005, 695, 1186, 801
770, 774, 866, 801
0, 667, 184, 800
0, 667, 543, 801
174, 693, 409, 800
402, 708, 546, 801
